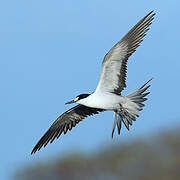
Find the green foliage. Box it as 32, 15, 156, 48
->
15, 130, 180, 180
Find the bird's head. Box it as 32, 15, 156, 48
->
65, 93, 90, 105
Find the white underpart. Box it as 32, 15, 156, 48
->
77, 81, 149, 113
77, 79, 151, 137
77, 91, 125, 110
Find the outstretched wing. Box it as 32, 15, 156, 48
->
95, 11, 155, 95
31, 105, 104, 154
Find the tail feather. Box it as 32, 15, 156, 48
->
111, 78, 152, 138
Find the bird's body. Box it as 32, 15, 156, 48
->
31, 11, 155, 154
77, 91, 124, 110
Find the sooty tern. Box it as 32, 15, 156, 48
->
31, 11, 155, 154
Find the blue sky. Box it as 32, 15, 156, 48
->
1, 0, 180, 179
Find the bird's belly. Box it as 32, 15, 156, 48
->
78, 93, 123, 110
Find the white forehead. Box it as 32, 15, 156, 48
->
74, 97, 79, 101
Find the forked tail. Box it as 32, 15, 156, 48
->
112, 78, 153, 138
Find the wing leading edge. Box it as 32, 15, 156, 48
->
95, 11, 155, 95
31, 105, 104, 154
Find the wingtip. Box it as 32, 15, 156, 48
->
111, 132, 114, 139
148, 10, 156, 16
31, 148, 38, 155
144, 11, 156, 23
31, 150, 35, 155
143, 10, 155, 20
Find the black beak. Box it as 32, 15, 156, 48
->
65, 100, 75, 105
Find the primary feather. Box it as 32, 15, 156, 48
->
95, 11, 155, 94
31, 105, 104, 154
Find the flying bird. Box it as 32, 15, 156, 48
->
31, 11, 155, 154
